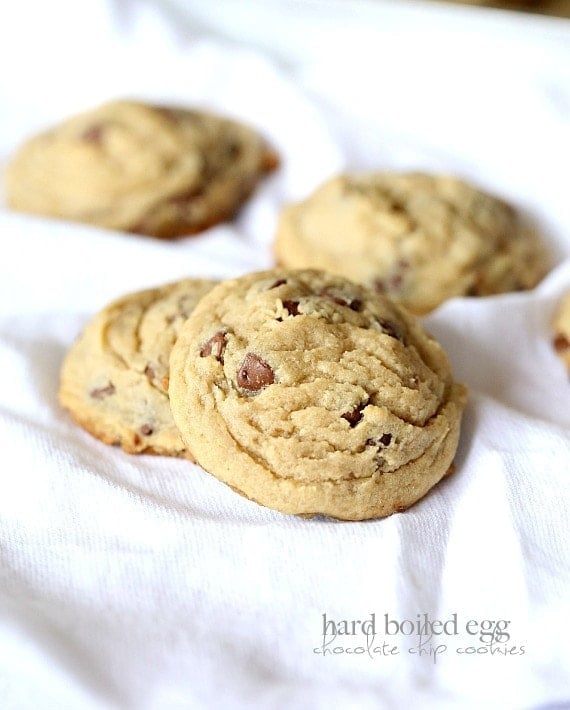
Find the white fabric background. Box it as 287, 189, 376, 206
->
0, 1, 569, 708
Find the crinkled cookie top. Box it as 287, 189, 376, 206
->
7, 100, 278, 237
275, 173, 548, 314
169, 268, 467, 519
59, 277, 216, 456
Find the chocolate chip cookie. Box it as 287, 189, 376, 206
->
275, 173, 548, 314
552, 291, 570, 372
59, 278, 216, 456
6, 100, 279, 238
169, 269, 467, 520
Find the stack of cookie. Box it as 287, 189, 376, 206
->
6, 99, 565, 520
59, 268, 467, 521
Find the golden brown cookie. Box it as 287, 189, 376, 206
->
59, 278, 216, 456
552, 291, 570, 371
6, 100, 279, 238
275, 173, 548, 314
169, 269, 467, 520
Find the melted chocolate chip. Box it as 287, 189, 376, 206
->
81, 124, 104, 144
226, 140, 241, 159
373, 274, 403, 293
140, 424, 154, 436
342, 403, 366, 427
319, 289, 362, 311
237, 353, 275, 391
389, 274, 403, 290
553, 334, 570, 353
200, 332, 226, 362
282, 300, 300, 316
90, 383, 115, 400
376, 318, 402, 340
379, 433, 392, 446
268, 279, 287, 289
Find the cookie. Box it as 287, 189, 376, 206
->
59, 278, 217, 456
552, 291, 570, 371
6, 100, 279, 238
275, 173, 548, 314
169, 269, 467, 520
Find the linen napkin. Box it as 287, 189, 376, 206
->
0, 1, 568, 708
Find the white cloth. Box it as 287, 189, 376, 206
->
1, 2, 569, 708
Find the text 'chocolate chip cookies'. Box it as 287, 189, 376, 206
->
7, 100, 279, 238
59, 278, 217, 457
169, 269, 467, 520
275, 173, 548, 314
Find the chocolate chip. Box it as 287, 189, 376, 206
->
282, 300, 300, 316
366, 433, 392, 448
226, 140, 241, 159
389, 274, 403, 290
90, 383, 115, 400
319, 289, 362, 311
553, 334, 570, 353
268, 279, 287, 289
373, 274, 402, 293
375, 318, 402, 340
176, 295, 195, 319
342, 403, 366, 427
155, 106, 183, 123
81, 124, 104, 143
237, 353, 275, 391
200, 331, 226, 362
140, 424, 154, 436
